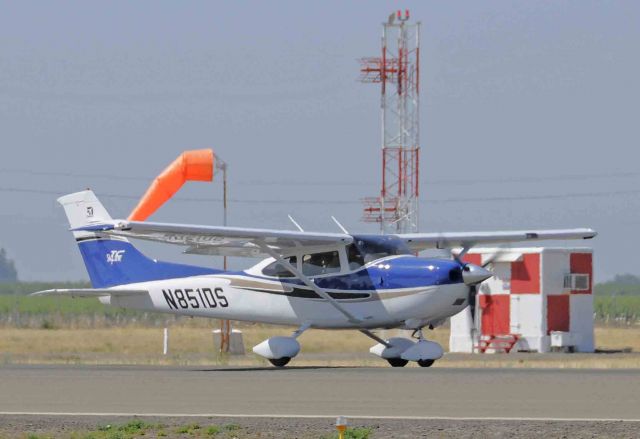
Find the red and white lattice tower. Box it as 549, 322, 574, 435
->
360, 10, 421, 234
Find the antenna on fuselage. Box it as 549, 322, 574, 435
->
331, 216, 349, 234
288, 215, 305, 232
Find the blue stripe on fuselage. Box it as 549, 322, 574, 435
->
78, 238, 221, 288
246, 256, 463, 291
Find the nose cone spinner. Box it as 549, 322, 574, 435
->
462, 264, 493, 286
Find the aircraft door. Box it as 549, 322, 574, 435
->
377, 261, 392, 289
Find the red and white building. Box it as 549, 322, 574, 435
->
450, 247, 594, 353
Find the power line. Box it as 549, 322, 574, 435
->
0, 168, 149, 182
426, 171, 640, 186
1, 185, 640, 206
2, 168, 640, 187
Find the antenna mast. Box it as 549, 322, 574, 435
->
360, 10, 421, 234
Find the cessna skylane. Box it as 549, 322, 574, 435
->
35, 190, 596, 367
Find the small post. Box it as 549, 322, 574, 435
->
163, 327, 169, 355
336, 416, 347, 439
220, 319, 231, 353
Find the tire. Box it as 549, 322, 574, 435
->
387, 358, 409, 368
269, 357, 291, 367
417, 359, 435, 368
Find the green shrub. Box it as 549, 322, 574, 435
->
118, 419, 152, 433
205, 425, 221, 436
594, 296, 640, 322
175, 424, 200, 435
223, 423, 240, 431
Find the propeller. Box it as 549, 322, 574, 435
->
449, 246, 511, 349
450, 247, 493, 288
449, 245, 493, 332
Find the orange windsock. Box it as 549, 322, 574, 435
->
128, 149, 214, 221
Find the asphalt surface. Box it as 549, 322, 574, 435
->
1, 364, 639, 420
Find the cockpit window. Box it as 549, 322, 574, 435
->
262, 256, 297, 278
302, 251, 341, 276
350, 235, 412, 266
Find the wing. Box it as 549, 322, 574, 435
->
32, 288, 149, 298
397, 228, 597, 252
76, 220, 360, 321
76, 220, 353, 257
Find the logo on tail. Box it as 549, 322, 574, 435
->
106, 250, 125, 264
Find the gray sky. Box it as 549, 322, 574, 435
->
0, 1, 638, 281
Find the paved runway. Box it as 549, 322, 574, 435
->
1, 365, 639, 420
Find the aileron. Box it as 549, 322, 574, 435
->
398, 228, 597, 252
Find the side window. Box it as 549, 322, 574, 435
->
302, 251, 341, 276
346, 244, 365, 270
262, 256, 297, 278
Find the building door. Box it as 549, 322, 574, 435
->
547, 295, 570, 333
510, 294, 543, 335
479, 294, 510, 336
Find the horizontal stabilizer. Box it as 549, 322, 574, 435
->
31, 288, 149, 298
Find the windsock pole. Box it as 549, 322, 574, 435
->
217, 157, 231, 353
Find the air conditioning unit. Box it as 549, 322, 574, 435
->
563, 273, 590, 291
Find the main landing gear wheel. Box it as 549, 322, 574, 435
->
417, 359, 435, 368
268, 357, 291, 367
387, 358, 409, 368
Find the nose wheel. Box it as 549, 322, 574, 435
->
363, 328, 443, 368
268, 357, 292, 367
404, 327, 443, 368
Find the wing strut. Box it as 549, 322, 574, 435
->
359, 329, 392, 348
257, 241, 363, 324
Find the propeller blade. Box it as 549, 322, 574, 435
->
481, 247, 511, 268
451, 244, 473, 267
468, 285, 477, 326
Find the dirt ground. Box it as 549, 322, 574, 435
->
0, 415, 638, 439
0, 324, 638, 368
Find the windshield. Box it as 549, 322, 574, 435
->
348, 235, 412, 267
262, 256, 297, 278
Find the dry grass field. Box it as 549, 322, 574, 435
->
1, 323, 638, 368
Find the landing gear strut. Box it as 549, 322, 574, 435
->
402, 327, 443, 367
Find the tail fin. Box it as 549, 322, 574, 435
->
58, 190, 218, 288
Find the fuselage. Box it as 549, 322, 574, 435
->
104, 255, 470, 330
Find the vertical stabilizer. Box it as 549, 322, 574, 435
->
58, 190, 218, 288
58, 190, 113, 235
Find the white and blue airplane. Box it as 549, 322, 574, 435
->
35, 190, 596, 367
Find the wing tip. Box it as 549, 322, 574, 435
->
30, 289, 55, 296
